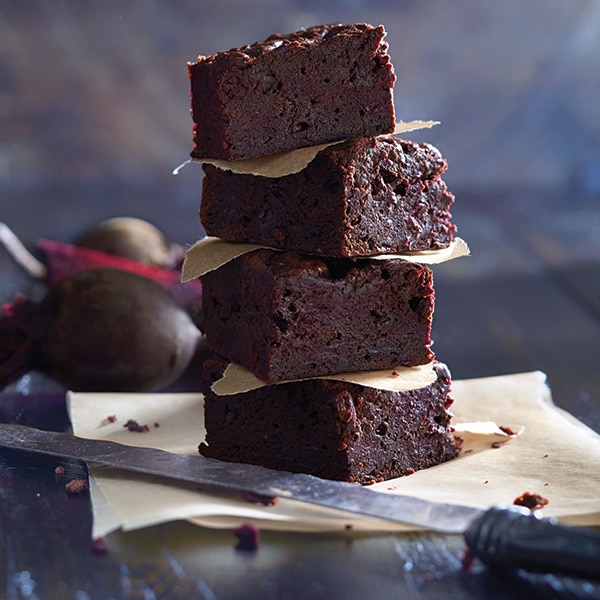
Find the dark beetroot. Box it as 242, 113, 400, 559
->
0, 268, 201, 392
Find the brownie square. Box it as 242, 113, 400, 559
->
200, 248, 435, 383
189, 23, 396, 161
200, 136, 456, 256
199, 356, 458, 484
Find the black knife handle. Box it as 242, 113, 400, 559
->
464, 505, 600, 580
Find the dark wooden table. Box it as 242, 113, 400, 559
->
1, 189, 599, 599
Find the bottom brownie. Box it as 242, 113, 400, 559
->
199, 356, 459, 484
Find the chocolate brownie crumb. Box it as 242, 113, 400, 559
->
65, 479, 89, 494
234, 523, 260, 551
91, 537, 108, 555
124, 419, 150, 433
513, 491, 549, 510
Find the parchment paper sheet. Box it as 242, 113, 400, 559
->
68, 371, 600, 538
181, 236, 470, 281
195, 121, 440, 178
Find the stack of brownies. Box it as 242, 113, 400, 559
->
185, 23, 461, 484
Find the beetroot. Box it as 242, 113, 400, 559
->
37, 238, 202, 313
0, 268, 201, 392
75, 217, 184, 269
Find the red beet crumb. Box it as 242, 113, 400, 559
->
91, 537, 107, 555
107, 415, 117, 423
65, 479, 89, 494
461, 549, 476, 572
513, 491, 549, 510
123, 419, 149, 432
499, 425, 518, 436
234, 523, 260, 551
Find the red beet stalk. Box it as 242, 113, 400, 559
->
0, 295, 44, 388
37, 238, 202, 311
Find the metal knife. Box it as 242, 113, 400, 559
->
2, 423, 599, 580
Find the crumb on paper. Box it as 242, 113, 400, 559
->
404, 468, 415, 476
234, 523, 260, 551
107, 415, 117, 423
154, 422, 160, 428
499, 425, 518, 436
65, 479, 89, 494
123, 419, 150, 433
345, 524, 353, 530
463, 449, 473, 454
91, 537, 107, 555
491, 441, 503, 449
513, 491, 549, 510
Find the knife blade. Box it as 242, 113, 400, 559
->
0, 422, 478, 532
2, 422, 600, 581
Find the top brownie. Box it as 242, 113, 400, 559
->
189, 23, 396, 161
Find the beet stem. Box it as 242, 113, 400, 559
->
0, 222, 48, 280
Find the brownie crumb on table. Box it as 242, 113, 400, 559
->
65, 479, 89, 494
189, 23, 396, 161
233, 523, 260, 551
513, 491, 549, 510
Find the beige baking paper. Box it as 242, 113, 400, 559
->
194, 120, 439, 178
181, 236, 469, 281
67, 371, 600, 538
211, 361, 438, 395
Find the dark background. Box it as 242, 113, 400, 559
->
2, 1, 599, 237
